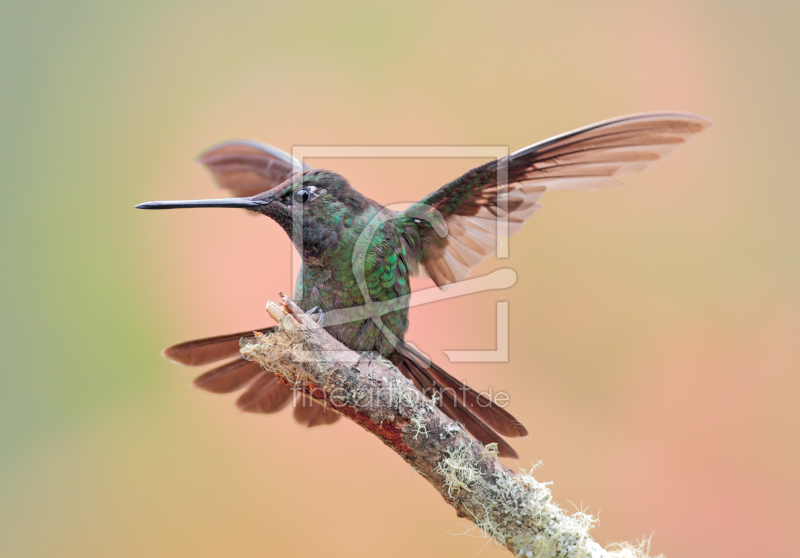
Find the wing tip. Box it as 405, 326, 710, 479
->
196, 139, 278, 164
512, 111, 713, 157
619, 110, 714, 136
602, 110, 713, 127
161, 345, 189, 365
195, 139, 311, 171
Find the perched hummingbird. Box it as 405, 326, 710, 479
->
137, 112, 711, 458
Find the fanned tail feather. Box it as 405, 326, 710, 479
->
165, 328, 337, 427
163, 327, 275, 366
165, 329, 524, 453
236, 371, 293, 414
293, 396, 341, 426
193, 358, 264, 393
395, 350, 525, 459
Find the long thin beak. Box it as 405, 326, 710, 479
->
135, 197, 270, 210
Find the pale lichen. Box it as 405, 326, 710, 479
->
435, 441, 484, 497
449, 453, 661, 558
604, 535, 662, 558
248, 302, 664, 558
426, 390, 441, 411
409, 415, 430, 440
483, 443, 500, 459
433, 447, 656, 558
394, 377, 419, 413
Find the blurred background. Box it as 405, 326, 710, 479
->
1, 1, 798, 557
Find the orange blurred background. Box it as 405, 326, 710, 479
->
1, 1, 798, 557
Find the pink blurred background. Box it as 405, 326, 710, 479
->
1, 1, 798, 557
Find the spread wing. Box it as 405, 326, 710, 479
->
408, 112, 713, 287
198, 140, 312, 198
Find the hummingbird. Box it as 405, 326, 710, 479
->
137, 112, 712, 458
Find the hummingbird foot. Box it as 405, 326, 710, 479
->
307, 306, 325, 326
355, 351, 375, 370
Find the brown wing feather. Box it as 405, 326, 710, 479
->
198, 140, 311, 198
411, 112, 713, 287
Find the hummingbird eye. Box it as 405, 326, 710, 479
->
293, 188, 311, 204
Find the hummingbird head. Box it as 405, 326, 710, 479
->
136, 169, 371, 259
251, 169, 370, 258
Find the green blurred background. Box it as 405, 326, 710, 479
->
1, 1, 798, 556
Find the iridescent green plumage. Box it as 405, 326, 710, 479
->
293, 196, 419, 359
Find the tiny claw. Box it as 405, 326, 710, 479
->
355, 351, 375, 369
307, 306, 325, 326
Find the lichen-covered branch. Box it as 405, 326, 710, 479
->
241, 294, 661, 558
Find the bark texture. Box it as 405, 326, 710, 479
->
241, 295, 656, 558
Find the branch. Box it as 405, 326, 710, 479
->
240, 294, 661, 558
